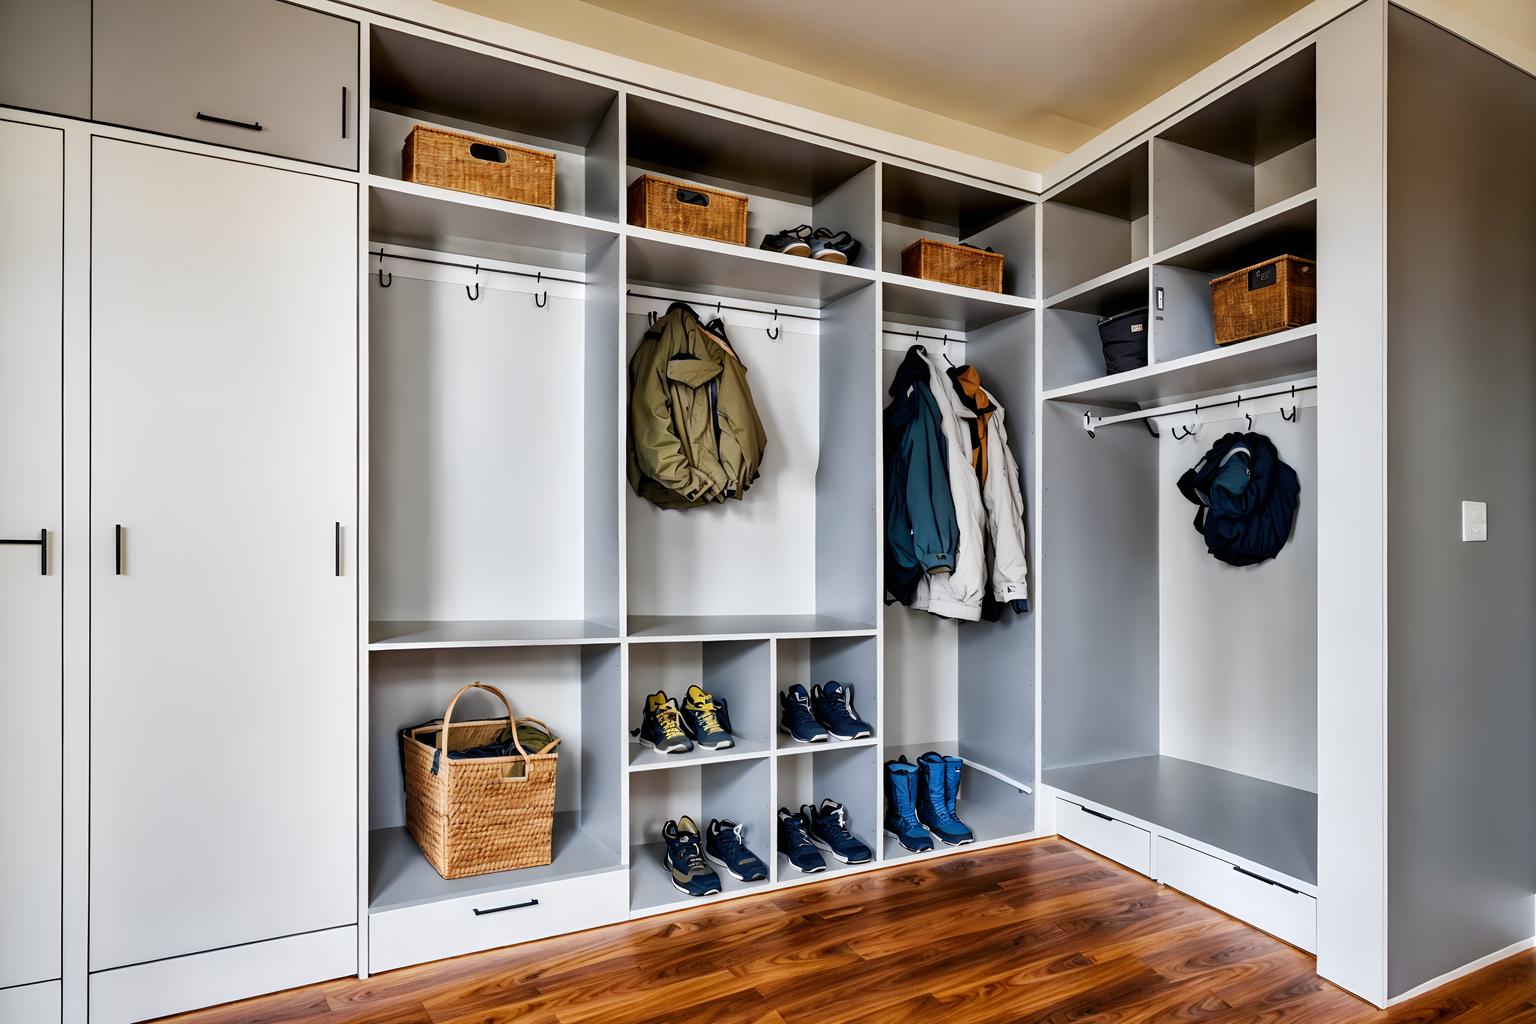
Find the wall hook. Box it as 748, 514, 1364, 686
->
1171, 424, 1195, 440
535, 291, 548, 308
647, 309, 658, 326
466, 265, 480, 301
1083, 410, 1096, 439
1281, 405, 1299, 422
378, 267, 392, 287
1245, 412, 1253, 431
766, 308, 780, 340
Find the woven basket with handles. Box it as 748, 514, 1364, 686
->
901, 238, 1004, 293
402, 682, 560, 879
402, 124, 556, 209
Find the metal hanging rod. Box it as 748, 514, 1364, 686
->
882, 328, 961, 345
625, 290, 819, 322
369, 249, 584, 287
1083, 382, 1317, 438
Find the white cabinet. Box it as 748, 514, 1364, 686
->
1155, 837, 1317, 952
1054, 797, 1151, 876
0, 118, 63, 997
88, 138, 358, 972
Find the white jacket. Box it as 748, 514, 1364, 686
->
977, 390, 1030, 607
911, 349, 986, 621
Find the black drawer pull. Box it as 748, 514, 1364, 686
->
1080, 807, 1115, 823
334, 522, 342, 576
0, 528, 46, 575
341, 86, 348, 139
196, 112, 263, 132
115, 524, 124, 576
472, 898, 539, 916
1233, 865, 1300, 895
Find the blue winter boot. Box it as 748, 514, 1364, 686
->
917, 751, 974, 846
883, 757, 934, 853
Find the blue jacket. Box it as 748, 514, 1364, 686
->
1177, 431, 1300, 566
884, 346, 959, 605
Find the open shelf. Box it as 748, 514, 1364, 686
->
369, 619, 620, 651
1044, 259, 1150, 315
1043, 755, 1317, 888
880, 797, 1034, 863
627, 614, 876, 643
629, 841, 774, 914
626, 227, 875, 308
1043, 325, 1317, 408
776, 735, 879, 757
880, 162, 1035, 300
1155, 189, 1316, 274
368, 814, 621, 914
883, 741, 1033, 795
881, 274, 1037, 332
369, 177, 618, 270
1043, 142, 1149, 297
629, 740, 771, 773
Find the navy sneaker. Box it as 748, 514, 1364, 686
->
883, 756, 934, 853
779, 684, 828, 744
811, 680, 873, 740
810, 227, 861, 265
633, 691, 693, 754
681, 684, 734, 750
917, 751, 975, 846
705, 818, 768, 882
803, 799, 873, 864
662, 816, 722, 897
760, 224, 813, 257
777, 807, 826, 874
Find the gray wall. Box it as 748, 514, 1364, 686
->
1387, 8, 1536, 997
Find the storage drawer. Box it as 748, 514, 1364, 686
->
1055, 797, 1151, 875
93, 0, 357, 169
369, 869, 625, 973
1155, 837, 1316, 952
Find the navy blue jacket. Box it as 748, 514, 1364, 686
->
884, 346, 959, 605
1177, 431, 1300, 567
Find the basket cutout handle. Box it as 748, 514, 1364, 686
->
495, 717, 562, 783
675, 188, 711, 207
468, 142, 509, 164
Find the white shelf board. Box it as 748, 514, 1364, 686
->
626, 614, 876, 643
1154, 189, 1317, 273
1042, 755, 1317, 889
627, 738, 772, 773
775, 735, 879, 757
880, 274, 1036, 332
369, 619, 621, 651
626, 227, 876, 309
879, 798, 1035, 864
369, 176, 618, 264
368, 814, 622, 914
1044, 258, 1151, 315
1042, 325, 1317, 409
883, 741, 1033, 795
773, 851, 871, 890
628, 841, 774, 915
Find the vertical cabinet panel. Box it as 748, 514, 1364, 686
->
0, 0, 91, 119
89, 139, 357, 971
0, 119, 63, 994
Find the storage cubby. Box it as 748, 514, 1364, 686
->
880, 161, 1036, 299
1042, 143, 1149, 300
774, 635, 880, 752
367, 644, 625, 913
369, 235, 622, 650
628, 757, 774, 912
1151, 47, 1316, 254
369, 26, 622, 222
1042, 269, 1150, 392
624, 285, 878, 639
626, 95, 878, 272
627, 640, 772, 768
774, 745, 879, 880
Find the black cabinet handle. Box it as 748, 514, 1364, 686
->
472, 898, 539, 916
1081, 807, 1115, 823
0, 528, 46, 575
196, 112, 263, 132
341, 87, 348, 139
334, 522, 342, 576
1233, 865, 1300, 895
115, 525, 124, 576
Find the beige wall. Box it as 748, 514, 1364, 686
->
1438, 0, 1536, 49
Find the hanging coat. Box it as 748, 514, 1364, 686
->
948, 365, 1030, 615
1176, 431, 1300, 566
627, 303, 767, 510
883, 346, 959, 606
911, 347, 985, 622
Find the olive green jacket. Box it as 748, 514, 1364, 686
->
627, 303, 766, 509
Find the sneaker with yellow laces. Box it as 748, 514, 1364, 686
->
633, 691, 693, 754
681, 684, 735, 750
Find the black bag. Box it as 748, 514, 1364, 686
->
1099, 308, 1148, 374
1176, 431, 1300, 566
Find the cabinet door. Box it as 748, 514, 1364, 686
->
0, 0, 91, 119
0, 119, 63, 993
93, 0, 358, 169
89, 138, 357, 971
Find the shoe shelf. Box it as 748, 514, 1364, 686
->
772, 852, 869, 890
626, 228, 876, 309
775, 735, 880, 758
628, 841, 774, 916
627, 738, 772, 773
880, 274, 1038, 333
368, 619, 622, 651
626, 614, 877, 644
881, 741, 1034, 796
879, 796, 1035, 865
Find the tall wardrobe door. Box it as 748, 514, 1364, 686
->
0, 120, 64, 991
89, 139, 357, 971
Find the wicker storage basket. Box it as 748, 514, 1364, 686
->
1209, 255, 1316, 345
901, 239, 1004, 293
627, 174, 748, 245
402, 125, 555, 209
402, 682, 561, 879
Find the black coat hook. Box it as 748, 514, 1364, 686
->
648, 309, 658, 326
767, 308, 780, 340
1171, 424, 1196, 440
378, 267, 392, 287
1281, 406, 1299, 422
535, 291, 548, 307
466, 282, 480, 300
1083, 410, 1096, 439
1245, 412, 1253, 431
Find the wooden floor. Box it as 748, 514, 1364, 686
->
166, 838, 1536, 1024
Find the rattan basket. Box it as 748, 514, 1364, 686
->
627, 173, 748, 245
1210, 255, 1316, 345
402, 125, 556, 208
402, 682, 561, 879
901, 239, 1005, 293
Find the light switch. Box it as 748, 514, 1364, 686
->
1461, 500, 1488, 542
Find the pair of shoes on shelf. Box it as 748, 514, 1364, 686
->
883, 752, 975, 853
760, 225, 862, 265
777, 799, 873, 873
634, 686, 734, 754
779, 681, 873, 743
662, 816, 769, 897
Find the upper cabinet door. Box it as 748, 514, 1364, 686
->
0, 0, 91, 118
93, 0, 358, 170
